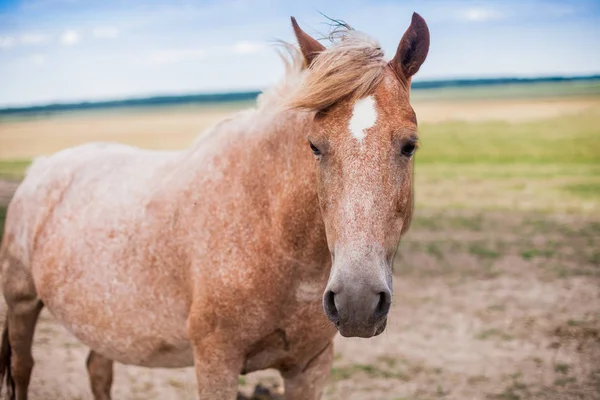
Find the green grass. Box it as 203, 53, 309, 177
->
396, 210, 600, 279
563, 182, 600, 199
475, 328, 514, 341
331, 363, 408, 381
469, 243, 501, 259
0, 159, 30, 180
520, 248, 555, 260
554, 363, 571, 374
553, 377, 576, 387
416, 109, 600, 165
0, 205, 6, 244
412, 106, 600, 214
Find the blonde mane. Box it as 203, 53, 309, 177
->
257, 26, 387, 111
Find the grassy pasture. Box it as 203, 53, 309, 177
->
415, 105, 600, 214
0, 82, 599, 399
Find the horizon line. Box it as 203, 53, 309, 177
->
1, 74, 599, 114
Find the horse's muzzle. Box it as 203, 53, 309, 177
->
323, 285, 391, 338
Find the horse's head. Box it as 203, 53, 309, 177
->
291, 13, 429, 337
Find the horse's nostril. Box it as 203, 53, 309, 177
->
374, 291, 391, 319
324, 290, 339, 322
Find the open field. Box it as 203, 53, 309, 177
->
2, 94, 599, 215
0, 84, 599, 399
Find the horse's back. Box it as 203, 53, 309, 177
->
1, 142, 194, 367
3, 142, 175, 267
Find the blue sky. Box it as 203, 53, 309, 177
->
0, 0, 599, 107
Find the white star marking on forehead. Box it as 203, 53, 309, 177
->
349, 96, 377, 143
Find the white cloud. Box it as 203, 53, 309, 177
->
20, 33, 49, 45
231, 41, 265, 55
148, 48, 206, 64
461, 8, 503, 22
29, 54, 46, 66
0, 36, 15, 49
92, 26, 119, 39
60, 30, 81, 45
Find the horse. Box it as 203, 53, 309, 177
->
0, 12, 429, 400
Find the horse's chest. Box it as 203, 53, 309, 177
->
242, 298, 337, 374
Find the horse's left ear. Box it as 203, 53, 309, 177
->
390, 12, 430, 81
291, 16, 326, 68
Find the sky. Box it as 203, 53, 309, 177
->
0, 0, 599, 107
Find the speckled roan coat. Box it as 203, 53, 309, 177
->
0, 13, 429, 400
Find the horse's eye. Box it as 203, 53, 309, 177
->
401, 142, 417, 157
309, 141, 321, 156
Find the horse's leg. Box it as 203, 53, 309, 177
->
191, 341, 242, 399
86, 350, 114, 400
282, 342, 334, 400
0, 257, 44, 400
188, 313, 243, 399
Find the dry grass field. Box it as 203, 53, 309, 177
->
0, 97, 595, 159
0, 86, 599, 399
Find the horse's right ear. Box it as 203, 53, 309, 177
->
291, 16, 326, 68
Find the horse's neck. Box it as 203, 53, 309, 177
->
179, 107, 330, 268
262, 110, 330, 266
